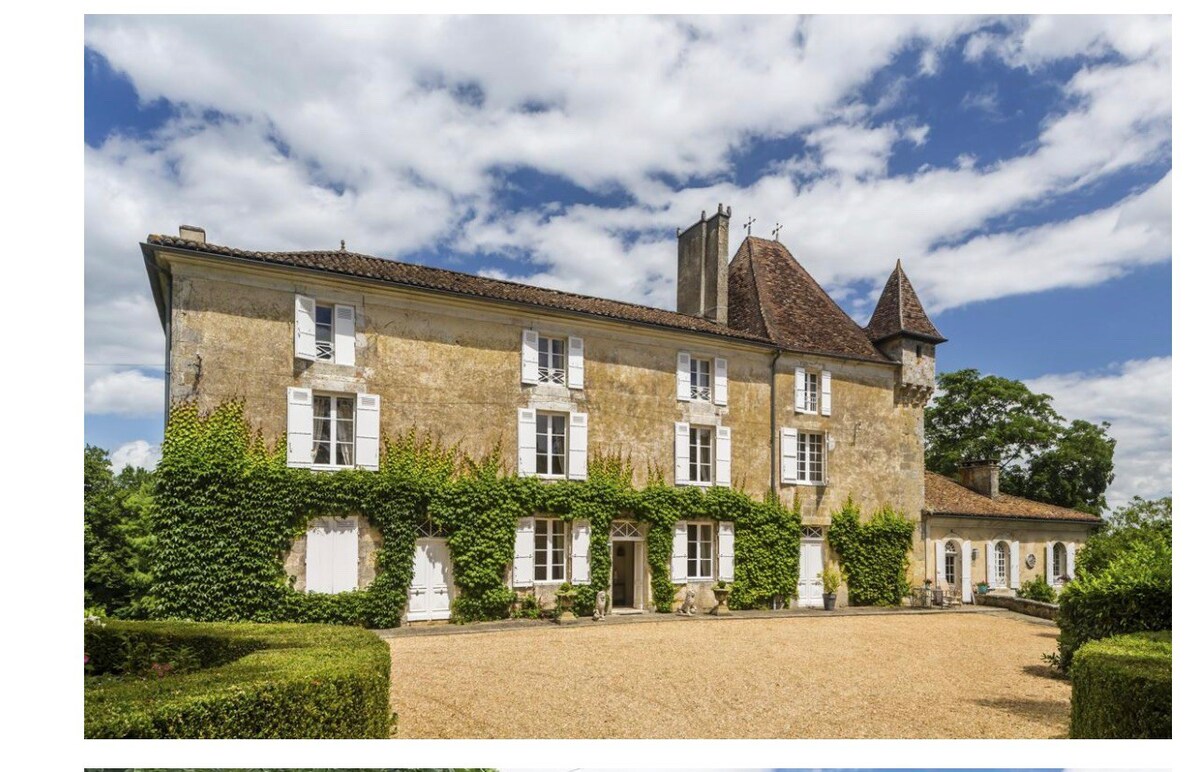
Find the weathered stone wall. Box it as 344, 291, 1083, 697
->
924, 515, 1098, 593
282, 515, 384, 592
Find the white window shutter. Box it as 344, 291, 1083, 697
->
1066, 543, 1076, 579
517, 409, 537, 477
794, 367, 805, 412
713, 357, 728, 406
295, 295, 317, 360
674, 422, 690, 485
332, 518, 359, 592
287, 387, 314, 467
715, 426, 732, 487
823, 433, 832, 485
513, 517, 535, 586
571, 519, 591, 583
354, 393, 380, 471
986, 542, 996, 587
567, 336, 584, 389
521, 330, 539, 385
568, 412, 588, 480
306, 519, 330, 593
961, 540, 973, 602
935, 540, 946, 588
820, 370, 832, 416
1045, 543, 1054, 582
332, 304, 356, 366
1009, 540, 1021, 588
671, 521, 688, 583
676, 352, 691, 401
717, 521, 735, 581
780, 427, 798, 484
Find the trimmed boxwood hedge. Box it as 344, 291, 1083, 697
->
1069, 631, 1171, 738
84, 620, 392, 738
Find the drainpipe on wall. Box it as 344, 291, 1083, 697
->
768, 348, 782, 493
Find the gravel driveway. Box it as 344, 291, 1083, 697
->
386, 611, 1068, 738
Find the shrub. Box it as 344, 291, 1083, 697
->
1017, 576, 1057, 603
1056, 541, 1171, 671
85, 620, 392, 738
818, 566, 842, 595
827, 499, 914, 606
1069, 631, 1171, 738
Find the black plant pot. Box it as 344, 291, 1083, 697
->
822, 593, 836, 611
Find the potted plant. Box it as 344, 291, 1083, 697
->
711, 580, 732, 616
818, 567, 841, 611
555, 582, 578, 624
976, 581, 989, 597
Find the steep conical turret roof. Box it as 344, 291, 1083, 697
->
865, 259, 947, 344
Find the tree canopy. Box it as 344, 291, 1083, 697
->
84, 445, 156, 616
925, 369, 1115, 514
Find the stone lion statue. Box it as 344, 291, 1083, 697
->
593, 589, 608, 621
679, 586, 697, 616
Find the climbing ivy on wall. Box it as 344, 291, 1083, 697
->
150, 400, 810, 627
826, 498, 915, 606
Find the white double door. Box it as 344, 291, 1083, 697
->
407, 538, 454, 621
797, 538, 825, 608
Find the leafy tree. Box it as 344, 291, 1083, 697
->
1076, 496, 1171, 577
84, 445, 156, 616
925, 369, 1114, 513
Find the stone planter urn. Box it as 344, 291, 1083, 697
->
556, 589, 577, 624
822, 592, 836, 611
711, 585, 732, 616
932, 588, 944, 606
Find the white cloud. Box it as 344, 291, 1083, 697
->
85, 368, 164, 418
111, 439, 162, 472
1025, 357, 1172, 509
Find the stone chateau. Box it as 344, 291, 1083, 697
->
141, 207, 1100, 619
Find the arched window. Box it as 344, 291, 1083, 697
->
944, 541, 958, 585
1052, 542, 1067, 581
995, 541, 1009, 585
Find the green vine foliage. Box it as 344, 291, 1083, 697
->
827, 497, 915, 606
151, 401, 811, 627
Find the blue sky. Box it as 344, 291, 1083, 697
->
82, 15, 1171, 507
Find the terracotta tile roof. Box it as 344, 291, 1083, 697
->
924, 471, 1102, 523
144, 234, 775, 345
865, 260, 947, 343
726, 237, 892, 363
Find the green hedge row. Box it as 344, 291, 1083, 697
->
1056, 545, 1171, 670
1069, 631, 1171, 738
84, 620, 393, 738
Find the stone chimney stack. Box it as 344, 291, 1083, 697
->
676, 204, 730, 324
179, 225, 207, 244
958, 460, 1001, 498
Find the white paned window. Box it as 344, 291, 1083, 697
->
1052, 542, 1067, 580
690, 357, 712, 401
534, 518, 566, 582
535, 413, 568, 477
313, 394, 355, 467
689, 426, 713, 484
687, 522, 714, 579
796, 432, 825, 484
315, 304, 335, 360
944, 542, 957, 585
995, 541, 1009, 585
799, 370, 819, 413
537, 336, 567, 385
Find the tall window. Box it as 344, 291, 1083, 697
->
944, 542, 957, 585
315, 304, 335, 360
537, 336, 566, 384
799, 371, 819, 413
995, 541, 1009, 585
1052, 542, 1067, 580
689, 426, 713, 483
796, 432, 825, 484
313, 394, 355, 466
535, 413, 567, 477
534, 518, 565, 582
690, 357, 712, 401
687, 522, 714, 579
